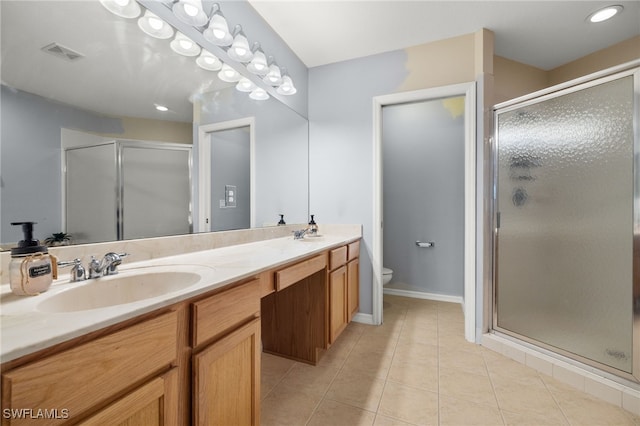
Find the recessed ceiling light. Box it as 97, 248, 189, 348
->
155, 104, 169, 112
587, 5, 623, 23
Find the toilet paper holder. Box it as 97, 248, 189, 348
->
415, 241, 434, 248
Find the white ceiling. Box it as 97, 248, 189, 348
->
1, 1, 638, 123
247, 0, 640, 70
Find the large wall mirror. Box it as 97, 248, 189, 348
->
0, 0, 309, 245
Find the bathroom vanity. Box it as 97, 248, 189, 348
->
0, 230, 361, 425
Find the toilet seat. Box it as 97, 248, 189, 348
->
383, 267, 393, 275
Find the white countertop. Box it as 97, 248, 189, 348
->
0, 232, 360, 363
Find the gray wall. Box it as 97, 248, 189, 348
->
308, 51, 408, 315
0, 85, 124, 243
196, 87, 309, 228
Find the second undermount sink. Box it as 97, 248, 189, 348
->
37, 265, 213, 313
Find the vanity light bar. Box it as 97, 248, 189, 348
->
99, 0, 296, 101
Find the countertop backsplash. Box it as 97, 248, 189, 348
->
0, 224, 361, 286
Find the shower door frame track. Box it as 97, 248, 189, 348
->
490, 60, 640, 384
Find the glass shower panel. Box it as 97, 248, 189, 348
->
121, 145, 191, 240
65, 143, 117, 244
495, 76, 634, 373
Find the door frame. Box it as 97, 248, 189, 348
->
372, 82, 477, 342
197, 117, 256, 231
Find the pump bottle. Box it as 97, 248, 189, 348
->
9, 222, 57, 296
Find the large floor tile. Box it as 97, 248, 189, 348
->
307, 399, 376, 426
277, 362, 340, 397
439, 395, 504, 426
439, 367, 499, 407
378, 381, 439, 425
325, 368, 386, 412
260, 385, 323, 426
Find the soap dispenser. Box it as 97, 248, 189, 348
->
9, 222, 57, 296
277, 214, 286, 226
308, 215, 318, 236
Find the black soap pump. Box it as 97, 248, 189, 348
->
308, 215, 318, 236
277, 214, 286, 226
9, 222, 57, 296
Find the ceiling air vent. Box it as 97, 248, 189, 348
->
41, 42, 84, 62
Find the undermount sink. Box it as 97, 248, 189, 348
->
37, 265, 212, 313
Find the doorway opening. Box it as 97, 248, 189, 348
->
373, 83, 476, 342
198, 118, 255, 232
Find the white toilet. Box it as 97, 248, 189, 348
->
382, 267, 393, 286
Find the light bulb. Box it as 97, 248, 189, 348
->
148, 16, 163, 30
184, 3, 199, 17
248, 50, 268, 76
138, 10, 173, 39
263, 64, 282, 86
277, 75, 297, 95
236, 77, 256, 92
99, 0, 141, 18
227, 28, 253, 62
196, 51, 222, 71
170, 32, 201, 57
203, 13, 232, 46
249, 88, 269, 101
217, 64, 241, 82
172, 0, 208, 27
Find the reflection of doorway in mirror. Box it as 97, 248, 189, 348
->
198, 118, 255, 232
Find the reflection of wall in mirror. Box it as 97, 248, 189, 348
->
0, 85, 191, 244
195, 87, 310, 229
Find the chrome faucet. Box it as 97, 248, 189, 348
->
293, 228, 309, 240
57, 258, 87, 282
88, 252, 129, 279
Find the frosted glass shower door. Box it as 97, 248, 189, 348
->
494, 74, 636, 374
65, 143, 117, 244
121, 144, 191, 240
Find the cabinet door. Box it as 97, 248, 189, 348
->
329, 265, 348, 344
193, 318, 260, 426
78, 369, 178, 425
347, 258, 360, 322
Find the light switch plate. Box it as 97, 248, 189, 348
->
225, 185, 237, 208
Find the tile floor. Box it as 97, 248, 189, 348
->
260, 294, 640, 426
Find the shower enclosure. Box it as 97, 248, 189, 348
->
65, 140, 192, 244
492, 64, 639, 382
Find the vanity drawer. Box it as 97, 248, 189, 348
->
275, 254, 327, 291
259, 270, 276, 297
329, 246, 348, 270
192, 278, 261, 348
348, 241, 360, 261
2, 311, 178, 423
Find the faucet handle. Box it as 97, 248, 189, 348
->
57, 258, 86, 282
104, 252, 129, 275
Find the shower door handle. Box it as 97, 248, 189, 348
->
415, 241, 434, 248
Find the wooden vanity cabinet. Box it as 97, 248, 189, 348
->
328, 240, 361, 343
261, 254, 327, 364
1, 311, 180, 425
347, 241, 360, 322
191, 278, 261, 426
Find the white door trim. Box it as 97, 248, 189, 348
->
197, 117, 256, 231
372, 82, 477, 342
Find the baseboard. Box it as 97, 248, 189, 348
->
383, 287, 463, 305
352, 312, 375, 325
